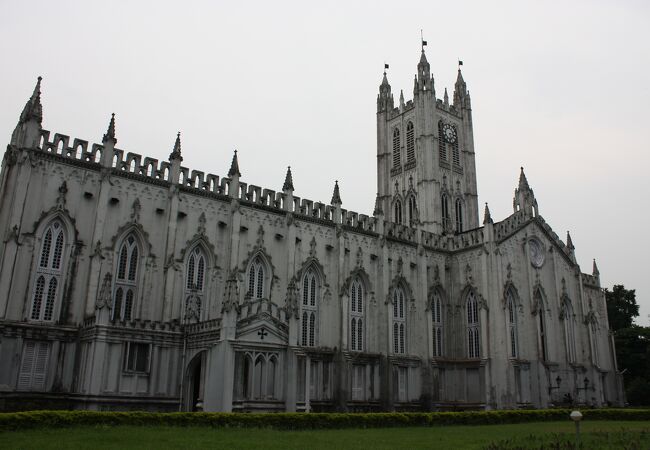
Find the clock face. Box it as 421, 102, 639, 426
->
528, 238, 545, 268
443, 124, 457, 144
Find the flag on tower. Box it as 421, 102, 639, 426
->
422, 40, 427, 46
384, 63, 389, 69
458, 60, 464, 66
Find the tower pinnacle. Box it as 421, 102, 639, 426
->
228, 150, 241, 178
169, 132, 182, 161
331, 180, 342, 205
483, 202, 493, 224
102, 113, 117, 144
19, 76, 43, 125
283, 166, 294, 191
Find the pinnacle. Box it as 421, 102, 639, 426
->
592, 259, 599, 276
566, 231, 575, 250
381, 71, 390, 87
228, 149, 241, 178
331, 180, 342, 205
373, 193, 383, 216
443, 88, 449, 105
518, 167, 530, 190
419, 49, 428, 65
483, 202, 493, 225
456, 67, 465, 85
102, 113, 117, 144
19, 76, 43, 124
169, 131, 182, 161
283, 166, 294, 191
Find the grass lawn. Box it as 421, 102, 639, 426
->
1, 421, 649, 449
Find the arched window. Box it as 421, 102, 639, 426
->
113, 233, 139, 321
441, 194, 450, 231
408, 195, 417, 224
590, 321, 599, 366
392, 287, 406, 354
455, 198, 463, 232
30, 220, 66, 322
349, 278, 364, 351
438, 121, 447, 160
506, 289, 518, 359
535, 290, 548, 361
392, 128, 401, 167
185, 246, 207, 321
562, 299, 576, 363
431, 291, 443, 357
394, 199, 402, 224
248, 256, 265, 299
406, 121, 415, 163
466, 291, 480, 358
301, 267, 319, 347
451, 133, 460, 166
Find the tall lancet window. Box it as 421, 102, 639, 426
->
466, 291, 480, 358
535, 291, 548, 361
394, 200, 402, 224
113, 234, 139, 321
392, 128, 401, 167
451, 134, 460, 166
406, 121, 415, 163
301, 267, 319, 347
562, 299, 576, 363
438, 121, 447, 160
185, 246, 206, 320
349, 278, 364, 351
506, 289, 518, 358
455, 198, 463, 232
441, 194, 450, 231
392, 287, 406, 354
431, 291, 443, 357
30, 220, 66, 322
408, 195, 417, 224
248, 256, 265, 299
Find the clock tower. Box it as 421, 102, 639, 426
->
376, 48, 479, 235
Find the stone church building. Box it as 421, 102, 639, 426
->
0, 48, 624, 412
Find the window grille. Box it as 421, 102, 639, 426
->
30, 220, 66, 322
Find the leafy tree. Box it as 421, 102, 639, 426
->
605, 285, 639, 331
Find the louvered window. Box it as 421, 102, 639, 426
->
455, 198, 464, 232
17, 341, 50, 390
438, 121, 447, 160
30, 220, 66, 322
392, 128, 401, 167
406, 121, 415, 163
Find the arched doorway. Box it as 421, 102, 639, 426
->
185, 352, 205, 411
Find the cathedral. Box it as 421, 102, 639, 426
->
0, 47, 624, 412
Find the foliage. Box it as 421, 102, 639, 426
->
483, 430, 650, 449
0, 409, 649, 432
605, 285, 639, 331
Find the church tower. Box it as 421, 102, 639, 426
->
376, 47, 479, 234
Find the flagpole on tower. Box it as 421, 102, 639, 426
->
420, 30, 427, 51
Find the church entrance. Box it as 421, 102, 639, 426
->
185, 352, 204, 411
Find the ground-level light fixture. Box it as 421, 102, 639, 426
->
570, 410, 583, 446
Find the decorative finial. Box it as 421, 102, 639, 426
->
566, 231, 575, 250
443, 88, 449, 106
331, 180, 342, 205
283, 166, 294, 191
169, 131, 182, 161
592, 259, 599, 276
228, 149, 241, 177
518, 167, 530, 190
19, 76, 43, 125
373, 193, 383, 216
483, 202, 493, 225
102, 113, 117, 144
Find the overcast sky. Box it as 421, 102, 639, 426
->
1, 0, 648, 325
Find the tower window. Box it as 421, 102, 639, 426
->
438, 121, 447, 161
248, 256, 266, 299
432, 291, 443, 357
301, 267, 320, 347
466, 291, 480, 358
113, 233, 139, 321
507, 290, 518, 358
455, 198, 463, 232
30, 220, 66, 322
406, 121, 415, 163
441, 194, 450, 231
392, 128, 401, 167
392, 287, 406, 354
452, 139, 460, 166
394, 199, 402, 224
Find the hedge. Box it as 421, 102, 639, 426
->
0, 409, 649, 432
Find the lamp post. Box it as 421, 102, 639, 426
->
570, 410, 583, 447
548, 375, 562, 394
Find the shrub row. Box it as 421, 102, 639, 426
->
0, 409, 649, 432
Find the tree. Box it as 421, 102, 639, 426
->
605, 285, 639, 331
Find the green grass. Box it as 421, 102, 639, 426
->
1, 421, 649, 449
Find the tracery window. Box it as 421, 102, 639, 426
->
349, 278, 364, 351
392, 128, 401, 167
185, 246, 207, 320
301, 267, 319, 347
466, 291, 480, 358
30, 220, 66, 322
408, 195, 417, 224
455, 198, 463, 232
452, 136, 460, 166
248, 256, 265, 299
438, 121, 447, 161
392, 287, 406, 354
113, 233, 139, 321
535, 291, 548, 361
506, 289, 518, 358
406, 121, 415, 163
431, 291, 443, 357
441, 194, 450, 231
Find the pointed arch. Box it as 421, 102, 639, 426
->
454, 197, 464, 233
348, 273, 367, 352
464, 287, 480, 359
392, 127, 401, 167
389, 278, 411, 355
184, 242, 210, 322
505, 286, 519, 358
441, 192, 450, 231
429, 285, 445, 358
112, 230, 142, 321
29, 216, 71, 322
560, 296, 577, 363
533, 287, 548, 361
406, 121, 415, 163
300, 261, 322, 348
393, 196, 403, 224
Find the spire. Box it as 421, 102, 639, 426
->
443, 88, 449, 107
169, 132, 182, 161
102, 113, 117, 144
416, 46, 432, 94
483, 202, 493, 224
566, 231, 574, 250
19, 76, 43, 125
228, 150, 241, 178
377, 69, 393, 112
283, 166, 294, 191
399, 90, 405, 109
518, 167, 530, 190
453, 67, 468, 107
373, 193, 383, 216
592, 259, 600, 276
331, 180, 342, 205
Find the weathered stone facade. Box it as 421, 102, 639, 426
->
0, 52, 624, 412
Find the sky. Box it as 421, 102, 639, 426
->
1, 0, 648, 325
